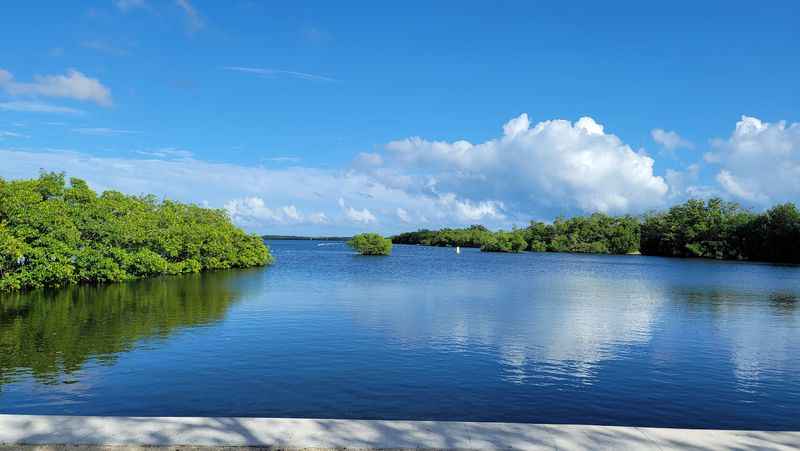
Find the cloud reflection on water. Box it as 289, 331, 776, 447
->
338, 268, 665, 385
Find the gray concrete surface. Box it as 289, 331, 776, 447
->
0, 415, 797, 450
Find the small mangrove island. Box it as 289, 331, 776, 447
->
348, 233, 393, 255
393, 198, 800, 263
0, 172, 272, 291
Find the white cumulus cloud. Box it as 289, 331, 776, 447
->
396, 207, 411, 223
437, 193, 505, 222
385, 114, 669, 215
664, 164, 720, 200
706, 116, 800, 205
224, 197, 328, 227
338, 197, 377, 224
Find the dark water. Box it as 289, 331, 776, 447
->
1, 241, 799, 430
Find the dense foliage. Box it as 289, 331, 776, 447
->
480, 231, 528, 253
393, 199, 800, 263
348, 233, 393, 255
641, 199, 800, 262
393, 214, 639, 255
393, 225, 494, 248
526, 214, 640, 254
0, 173, 272, 291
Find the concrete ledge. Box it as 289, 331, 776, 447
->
0, 415, 798, 450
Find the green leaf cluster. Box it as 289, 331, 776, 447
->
0, 172, 272, 291
480, 231, 528, 253
526, 214, 640, 254
393, 225, 492, 248
348, 233, 392, 255
641, 198, 800, 262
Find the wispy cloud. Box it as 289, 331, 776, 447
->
0, 101, 84, 115
0, 131, 28, 138
82, 39, 129, 56
113, 0, 147, 11
223, 66, 337, 82
176, 0, 203, 32
266, 156, 302, 163
353, 152, 383, 168
72, 127, 139, 136
136, 148, 193, 159
651, 128, 694, 151
114, 0, 200, 33
0, 68, 112, 106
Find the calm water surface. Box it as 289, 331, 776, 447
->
1, 240, 799, 430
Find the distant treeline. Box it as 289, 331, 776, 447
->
263, 235, 350, 241
0, 173, 272, 291
392, 215, 639, 255
392, 199, 800, 263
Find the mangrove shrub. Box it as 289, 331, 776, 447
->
348, 233, 392, 255
480, 231, 527, 253
640, 198, 800, 262
0, 172, 272, 291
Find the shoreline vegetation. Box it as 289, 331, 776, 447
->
392, 198, 800, 264
348, 233, 393, 256
0, 173, 272, 292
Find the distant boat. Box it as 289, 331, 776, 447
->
456, 246, 461, 254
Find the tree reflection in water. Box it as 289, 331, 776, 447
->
0, 270, 247, 387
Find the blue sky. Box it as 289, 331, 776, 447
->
1, 1, 799, 235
